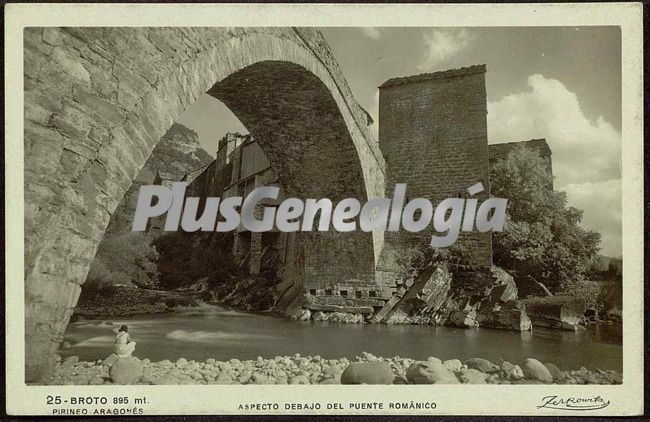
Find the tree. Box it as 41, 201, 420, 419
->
489, 146, 601, 293
84, 232, 160, 295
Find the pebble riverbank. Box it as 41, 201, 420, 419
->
43, 352, 622, 386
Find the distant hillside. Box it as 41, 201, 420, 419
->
106, 123, 214, 234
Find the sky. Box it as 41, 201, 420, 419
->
177, 27, 622, 257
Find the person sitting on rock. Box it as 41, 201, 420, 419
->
114, 325, 136, 357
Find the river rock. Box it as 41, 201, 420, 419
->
109, 357, 144, 385
340, 362, 394, 385
312, 311, 328, 322
458, 368, 488, 384
88, 376, 104, 385
447, 309, 478, 328
406, 361, 459, 384
544, 362, 563, 381
62, 356, 79, 368
500, 361, 524, 380
289, 375, 310, 385
392, 375, 409, 384
465, 358, 499, 373
101, 354, 119, 367
522, 358, 553, 383
295, 309, 311, 321
443, 359, 462, 372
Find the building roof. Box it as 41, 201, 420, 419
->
488, 139, 552, 158
379, 64, 487, 89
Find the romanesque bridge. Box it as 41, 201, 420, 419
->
24, 27, 385, 380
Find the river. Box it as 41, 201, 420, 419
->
61, 303, 623, 371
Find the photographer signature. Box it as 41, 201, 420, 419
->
537, 395, 610, 411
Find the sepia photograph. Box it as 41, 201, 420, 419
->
5, 3, 644, 416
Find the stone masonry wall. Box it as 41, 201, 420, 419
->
377, 65, 492, 292
23, 27, 385, 381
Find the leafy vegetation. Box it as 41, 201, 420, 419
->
490, 146, 601, 293
81, 233, 160, 301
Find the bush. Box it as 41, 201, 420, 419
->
561, 279, 605, 313
152, 231, 238, 289
490, 146, 601, 292
83, 232, 160, 298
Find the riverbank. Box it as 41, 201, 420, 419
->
74, 286, 209, 318
43, 352, 622, 386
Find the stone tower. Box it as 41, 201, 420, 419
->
376, 65, 493, 291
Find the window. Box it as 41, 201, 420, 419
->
309, 289, 317, 295
340, 290, 349, 297
355, 291, 362, 298
369, 291, 378, 298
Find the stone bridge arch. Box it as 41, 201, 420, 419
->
23, 27, 385, 380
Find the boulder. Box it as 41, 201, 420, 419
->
405, 361, 459, 384
101, 353, 119, 367
88, 376, 105, 385
288, 375, 310, 385
524, 295, 586, 331
544, 362, 563, 381
458, 368, 488, 384
500, 361, 524, 380
477, 306, 532, 331
295, 309, 311, 321
489, 266, 518, 302
109, 357, 144, 385
443, 359, 462, 372
311, 311, 328, 322
214, 373, 233, 384
61, 356, 79, 368
465, 358, 499, 373
522, 358, 553, 383
340, 362, 394, 385
392, 375, 410, 384
447, 308, 478, 328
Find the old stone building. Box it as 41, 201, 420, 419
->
167, 133, 388, 312
375, 65, 493, 306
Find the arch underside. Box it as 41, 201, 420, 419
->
209, 61, 376, 290
23, 27, 385, 380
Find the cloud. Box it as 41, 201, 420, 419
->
417, 29, 475, 71
487, 75, 622, 256
488, 74, 621, 188
360, 28, 381, 40
562, 180, 622, 257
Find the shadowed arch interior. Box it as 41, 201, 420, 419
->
208, 60, 376, 294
